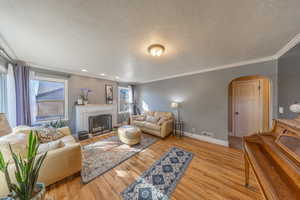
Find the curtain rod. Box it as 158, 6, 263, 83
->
0, 47, 15, 64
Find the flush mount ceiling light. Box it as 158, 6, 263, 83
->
148, 44, 165, 57
81, 69, 87, 72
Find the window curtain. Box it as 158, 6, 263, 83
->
6, 63, 16, 127
128, 85, 133, 114
14, 63, 31, 126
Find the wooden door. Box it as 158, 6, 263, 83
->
232, 79, 263, 137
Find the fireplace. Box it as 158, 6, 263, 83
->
88, 114, 112, 135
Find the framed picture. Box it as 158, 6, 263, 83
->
105, 85, 113, 104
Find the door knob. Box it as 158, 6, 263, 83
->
235, 112, 239, 115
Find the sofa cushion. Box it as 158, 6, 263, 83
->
0, 133, 28, 163
157, 117, 169, 125
59, 135, 76, 145
38, 140, 65, 154
144, 122, 161, 131
146, 115, 160, 124
134, 116, 146, 121
132, 120, 145, 127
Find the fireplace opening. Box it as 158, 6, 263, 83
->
88, 114, 112, 135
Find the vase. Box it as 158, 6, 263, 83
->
31, 183, 45, 200
1, 183, 45, 200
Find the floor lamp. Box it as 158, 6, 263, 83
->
171, 102, 180, 121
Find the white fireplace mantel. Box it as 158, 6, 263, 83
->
75, 104, 117, 133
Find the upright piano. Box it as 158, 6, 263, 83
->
243, 118, 300, 200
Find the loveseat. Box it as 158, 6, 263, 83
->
0, 126, 82, 197
130, 111, 174, 138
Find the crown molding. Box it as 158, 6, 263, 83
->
140, 55, 277, 84
140, 33, 300, 84
28, 62, 121, 83
274, 33, 300, 59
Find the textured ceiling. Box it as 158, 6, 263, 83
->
0, 0, 300, 83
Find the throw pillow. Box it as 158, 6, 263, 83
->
157, 117, 168, 126
146, 115, 160, 124
38, 140, 65, 154
135, 115, 146, 121
36, 127, 64, 143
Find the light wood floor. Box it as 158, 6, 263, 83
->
45, 133, 263, 200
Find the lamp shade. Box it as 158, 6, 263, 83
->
171, 102, 179, 108
290, 103, 300, 113
0, 113, 12, 136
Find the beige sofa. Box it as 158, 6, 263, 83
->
130, 111, 174, 138
0, 126, 82, 197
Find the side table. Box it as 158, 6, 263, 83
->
173, 120, 184, 137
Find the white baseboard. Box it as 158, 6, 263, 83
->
184, 132, 229, 147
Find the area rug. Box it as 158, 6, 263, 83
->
121, 147, 193, 200
81, 134, 158, 183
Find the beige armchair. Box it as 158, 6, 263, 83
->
130, 111, 174, 138
0, 126, 82, 197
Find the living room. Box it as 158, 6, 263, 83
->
0, 1, 300, 200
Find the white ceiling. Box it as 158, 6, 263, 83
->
1, 0, 300, 83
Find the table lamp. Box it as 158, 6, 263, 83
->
0, 113, 12, 136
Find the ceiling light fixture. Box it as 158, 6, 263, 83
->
115, 76, 120, 79
148, 44, 165, 57
100, 73, 106, 76
81, 69, 87, 72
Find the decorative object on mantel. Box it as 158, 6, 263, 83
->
0, 113, 11, 137
121, 147, 193, 200
80, 88, 92, 105
0, 131, 47, 200
81, 133, 157, 183
105, 84, 113, 104
171, 102, 180, 121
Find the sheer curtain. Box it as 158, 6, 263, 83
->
29, 71, 39, 124
6, 63, 17, 127
128, 85, 133, 114
0, 72, 7, 113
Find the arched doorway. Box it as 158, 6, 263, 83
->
228, 75, 272, 149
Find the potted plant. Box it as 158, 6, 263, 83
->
80, 88, 92, 105
0, 131, 47, 200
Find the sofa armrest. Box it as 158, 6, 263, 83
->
161, 119, 174, 138
57, 126, 72, 136
38, 143, 82, 186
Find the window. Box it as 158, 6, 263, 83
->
30, 76, 68, 124
118, 86, 132, 113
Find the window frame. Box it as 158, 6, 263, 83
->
118, 86, 130, 114
31, 75, 69, 124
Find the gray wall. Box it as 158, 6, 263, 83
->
134, 60, 278, 141
278, 43, 300, 119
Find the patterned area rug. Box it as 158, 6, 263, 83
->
121, 147, 193, 200
81, 134, 158, 183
